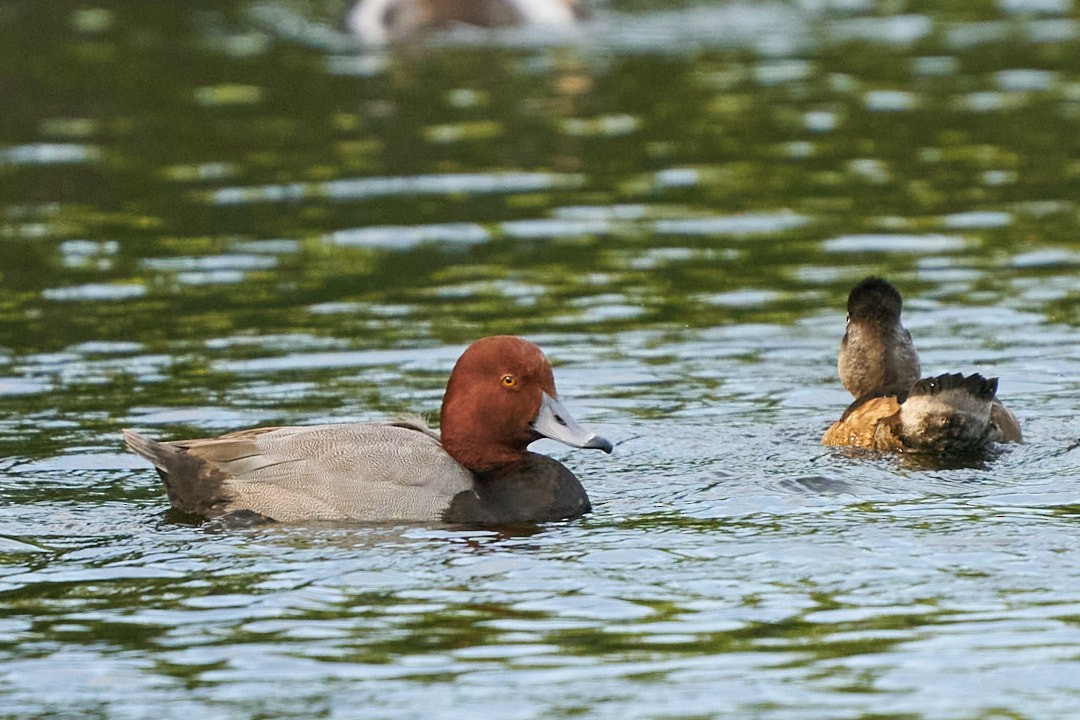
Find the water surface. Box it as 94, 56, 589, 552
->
2, 1, 1080, 718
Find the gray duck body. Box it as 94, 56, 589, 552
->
124, 419, 590, 524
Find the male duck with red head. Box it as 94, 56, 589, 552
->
823, 277, 1022, 455
347, 0, 587, 44
124, 336, 612, 524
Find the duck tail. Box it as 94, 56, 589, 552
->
123, 429, 231, 516
123, 429, 173, 468
895, 373, 998, 454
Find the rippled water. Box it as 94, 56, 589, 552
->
2, 1, 1080, 717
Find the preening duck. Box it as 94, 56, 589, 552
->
822, 277, 1022, 455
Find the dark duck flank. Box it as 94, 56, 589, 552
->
823, 277, 1022, 455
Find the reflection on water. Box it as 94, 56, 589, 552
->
2, 0, 1080, 718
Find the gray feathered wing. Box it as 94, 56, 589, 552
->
124, 420, 475, 522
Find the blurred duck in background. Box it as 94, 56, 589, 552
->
346, 0, 587, 44
822, 277, 1022, 456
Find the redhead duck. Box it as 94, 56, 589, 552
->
822, 277, 1022, 454
346, 0, 586, 44
124, 336, 612, 524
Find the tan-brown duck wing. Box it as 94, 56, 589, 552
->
822, 395, 903, 449
124, 423, 474, 522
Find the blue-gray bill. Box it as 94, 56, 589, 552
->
532, 391, 613, 454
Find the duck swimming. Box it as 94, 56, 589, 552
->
346, 0, 586, 44
822, 277, 1022, 454
124, 335, 612, 524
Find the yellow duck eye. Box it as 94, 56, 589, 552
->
501, 374, 517, 388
